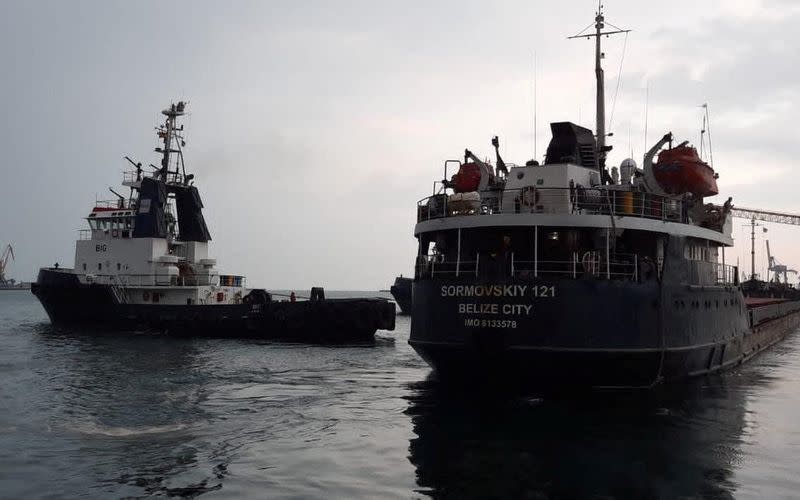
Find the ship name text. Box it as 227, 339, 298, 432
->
441, 284, 527, 298
458, 303, 533, 315
440, 284, 555, 298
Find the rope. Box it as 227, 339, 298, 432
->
608, 31, 629, 132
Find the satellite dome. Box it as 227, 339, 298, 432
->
620, 158, 638, 169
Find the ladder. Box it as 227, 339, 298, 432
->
109, 277, 129, 304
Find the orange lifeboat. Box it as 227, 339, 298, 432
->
654, 145, 718, 197
450, 163, 481, 193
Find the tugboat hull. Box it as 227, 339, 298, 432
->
33, 269, 395, 343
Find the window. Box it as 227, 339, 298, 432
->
117, 263, 121, 271
82, 263, 86, 271
98, 263, 102, 271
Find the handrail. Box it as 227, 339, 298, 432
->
417, 187, 685, 224
415, 252, 738, 286
81, 273, 246, 288
415, 252, 649, 282
687, 259, 739, 286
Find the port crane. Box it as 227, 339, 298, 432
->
724, 206, 800, 284
730, 206, 800, 226
0, 244, 14, 285
766, 240, 797, 284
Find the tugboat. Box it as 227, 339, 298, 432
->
408, 6, 800, 389
390, 275, 412, 314
32, 102, 395, 342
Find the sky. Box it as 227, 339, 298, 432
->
1, 0, 798, 289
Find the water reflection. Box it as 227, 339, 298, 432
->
406, 378, 746, 499
30, 325, 227, 496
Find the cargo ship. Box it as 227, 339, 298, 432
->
408, 6, 800, 389
32, 102, 395, 342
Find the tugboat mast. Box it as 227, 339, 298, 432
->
569, 2, 630, 174
155, 101, 187, 182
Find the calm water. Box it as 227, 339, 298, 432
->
2, 290, 800, 499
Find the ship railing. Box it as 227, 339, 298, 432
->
415, 252, 645, 281
416, 254, 479, 278
123, 169, 186, 185
750, 300, 800, 327
93, 199, 128, 210
84, 273, 245, 288
511, 252, 643, 281
123, 170, 141, 184
687, 260, 738, 286
417, 187, 685, 224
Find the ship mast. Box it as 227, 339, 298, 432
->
155, 101, 187, 183
569, 2, 630, 174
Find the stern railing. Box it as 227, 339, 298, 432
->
416, 252, 648, 281
417, 187, 685, 224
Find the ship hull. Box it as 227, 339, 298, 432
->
390, 277, 413, 315
409, 278, 800, 390
32, 269, 395, 343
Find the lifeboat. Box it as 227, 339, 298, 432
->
450, 163, 481, 193
654, 145, 718, 197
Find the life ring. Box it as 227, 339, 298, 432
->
112, 229, 119, 238
581, 251, 600, 275
520, 186, 539, 207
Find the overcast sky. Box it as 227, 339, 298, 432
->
1, 0, 798, 289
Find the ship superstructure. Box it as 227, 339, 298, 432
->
408, 6, 800, 389
36, 102, 245, 313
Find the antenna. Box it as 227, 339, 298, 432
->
643, 83, 649, 155
533, 51, 538, 162
702, 103, 714, 168
699, 107, 706, 160
628, 121, 633, 158
569, 2, 631, 174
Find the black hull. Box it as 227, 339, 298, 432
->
390, 288, 412, 315
409, 278, 800, 390
390, 277, 412, 315
32, 269, 395, 343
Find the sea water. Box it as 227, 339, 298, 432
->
1, 290, 799, 498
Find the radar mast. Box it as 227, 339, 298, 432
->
569, 2, 630, 175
